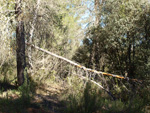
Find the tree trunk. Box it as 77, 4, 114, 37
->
89, 0, 101, 70
15, 0, 26, 86
28, 0, 41, 69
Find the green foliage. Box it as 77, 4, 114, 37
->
74, 0, 150, 79
18, 70, 31, 105
0, 93, 30, 113
0, 0, 150, 112
65, 81, 149, 113
65, 82, 104, 113
104, 95, 147, 113
0, 62, 16, 82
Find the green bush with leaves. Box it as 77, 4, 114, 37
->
65, 81, 104, 113
64, 79, 149, 113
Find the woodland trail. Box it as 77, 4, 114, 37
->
27, 83, 66, 113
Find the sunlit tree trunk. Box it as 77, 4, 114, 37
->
15, 0, 26, 86
28, 0, 41, 70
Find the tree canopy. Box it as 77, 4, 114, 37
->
0, 0, 150, 112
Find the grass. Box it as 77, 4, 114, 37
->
0, 75, 65, 113
0, 70, 149, 113
0, 77, 31, 113
61, 76, 149, 113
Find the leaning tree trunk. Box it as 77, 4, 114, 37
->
15, 0, 26, 86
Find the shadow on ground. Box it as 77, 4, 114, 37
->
0, 81, 18, 92
0, 82, 65, 113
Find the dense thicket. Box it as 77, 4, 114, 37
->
0, 0, 84, 83
73, 0, 150, 79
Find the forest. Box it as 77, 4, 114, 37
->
0, 0, 150, 113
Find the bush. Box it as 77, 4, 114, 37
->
65, 81, 104, 113
64, 77, 149, 113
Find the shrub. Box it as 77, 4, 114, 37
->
65, 81, 104, 113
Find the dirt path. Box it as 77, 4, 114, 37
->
0, 82, 66, 113
29, 83, 66, 113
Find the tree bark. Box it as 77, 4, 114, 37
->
15, 0, 26, 86
28, 0, 41, 69
89, 0, 101, 70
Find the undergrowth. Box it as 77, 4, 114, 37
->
0, 70, 37, 113
0, 64, 149, 113
63, 76, 149, 113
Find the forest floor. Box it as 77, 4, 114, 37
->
0, 81, 67, 113
31, 83, 66, 113
1, 80, 150, 113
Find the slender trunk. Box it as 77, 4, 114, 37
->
89, 41, 96, 69
127, 33, 134, 77
28, 0, 41, 69
15, 0, 26, 86
89, 0, 100, 69
94, 0, 100, 26
128, 36, 131, 76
